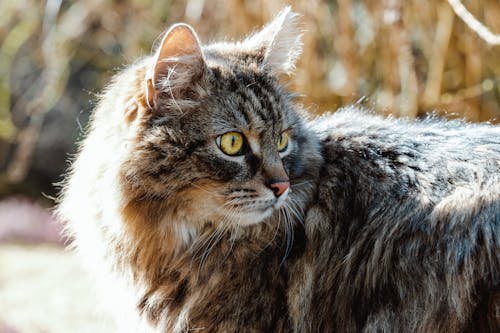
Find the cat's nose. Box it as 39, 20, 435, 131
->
269, 180, 290, 197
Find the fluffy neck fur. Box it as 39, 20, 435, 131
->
58, 18, 322, 329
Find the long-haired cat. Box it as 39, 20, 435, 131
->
58, 7, 500, 333
58, 7, 320, 332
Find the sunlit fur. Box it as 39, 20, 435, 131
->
287, 107, 500, 332
57, 7, 499, 333
57, 7, 320, 332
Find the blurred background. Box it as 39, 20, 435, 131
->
0, 0, 499, 332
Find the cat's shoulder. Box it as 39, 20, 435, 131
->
310, 105, 498, 139
309, 105, 500, 151
307, 105, 500, 185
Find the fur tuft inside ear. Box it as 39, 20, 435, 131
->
244, 6, 303, 74
146, 23, 206, 109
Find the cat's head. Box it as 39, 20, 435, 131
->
114, 7, 320, 239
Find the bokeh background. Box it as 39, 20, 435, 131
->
0, 0, 499, 332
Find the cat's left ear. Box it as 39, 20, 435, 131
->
243, 6, 303, 74
145, 23, 206, 109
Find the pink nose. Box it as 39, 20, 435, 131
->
269, 181, 290, 197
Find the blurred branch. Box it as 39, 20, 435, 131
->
394, 1, 418, 118
0, 14, 38, 142
333, 0, 358, 100
422, 2, 454, 108
447, 0, 500, 45
441, 77, 500, 104
7, 0, 106, 183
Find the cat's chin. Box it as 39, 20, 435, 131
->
232, 208, 274, 226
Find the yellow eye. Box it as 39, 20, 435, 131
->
277, 131, 289, 152
217, 132, 245, 156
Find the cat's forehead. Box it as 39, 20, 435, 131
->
206, 64, 292, 134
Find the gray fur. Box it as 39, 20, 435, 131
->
287, 106, 500, 332
57, 7, 500, 332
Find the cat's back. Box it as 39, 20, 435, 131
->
301, 107, 499, 332
311, 107, 499, 203
312, 106, 500, 167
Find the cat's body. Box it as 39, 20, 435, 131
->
58, 9, 320, 332
288, 108, 500, 332
57, 7, 500, 333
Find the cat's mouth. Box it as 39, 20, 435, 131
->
221, 189, 290, 226
273, 187, 290, 209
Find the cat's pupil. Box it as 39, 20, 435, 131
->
218, 132, 245, 156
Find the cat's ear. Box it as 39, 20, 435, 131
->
146, 23, 205, 109
244, 6, 303, 74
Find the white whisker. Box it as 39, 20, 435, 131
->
258, 210, 282, 254
196, 219, 229, 273
188, 181, 225, 197
288, 197, 305, 225
280, 204, 294, 265
226, 206, 241, 255
291, 180, 314, 187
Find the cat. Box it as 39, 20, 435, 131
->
58, 7, 320, 332
57, 6, 500, 333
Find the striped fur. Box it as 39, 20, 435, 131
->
288, 107, 500, 332
57, 7, 500, 333
58, 7, 321, 332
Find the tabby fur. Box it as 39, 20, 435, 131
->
288, 107, 500, 332
58, 7, 320, 332
57, 7, 500, 333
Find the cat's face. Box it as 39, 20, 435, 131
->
143, 67, 308, 226
120, 9, 318, 232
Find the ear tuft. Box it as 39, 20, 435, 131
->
244, 6, 303, 74
146, 23, 205, 109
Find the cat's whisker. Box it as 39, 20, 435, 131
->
281, 215, 292, 264
288, 197, 305, 225
219, 206, 243, 261
289, 197, 306, 205
226, 193, 259, 201
287, 208, 295, 252
196, 222, 227, 272
187, 181, 225, 198
222, 193, 261, 206
196, 205, 240, 272
227, 207, 241, 256
258, 210, 282, 254
202, 219, 229, 254
192, 215, 230, 258
279, 204, 295, 265
222, 199, 244, 207
291, 180, 314, 187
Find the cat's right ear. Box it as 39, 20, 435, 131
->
145, 24, 206, 110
